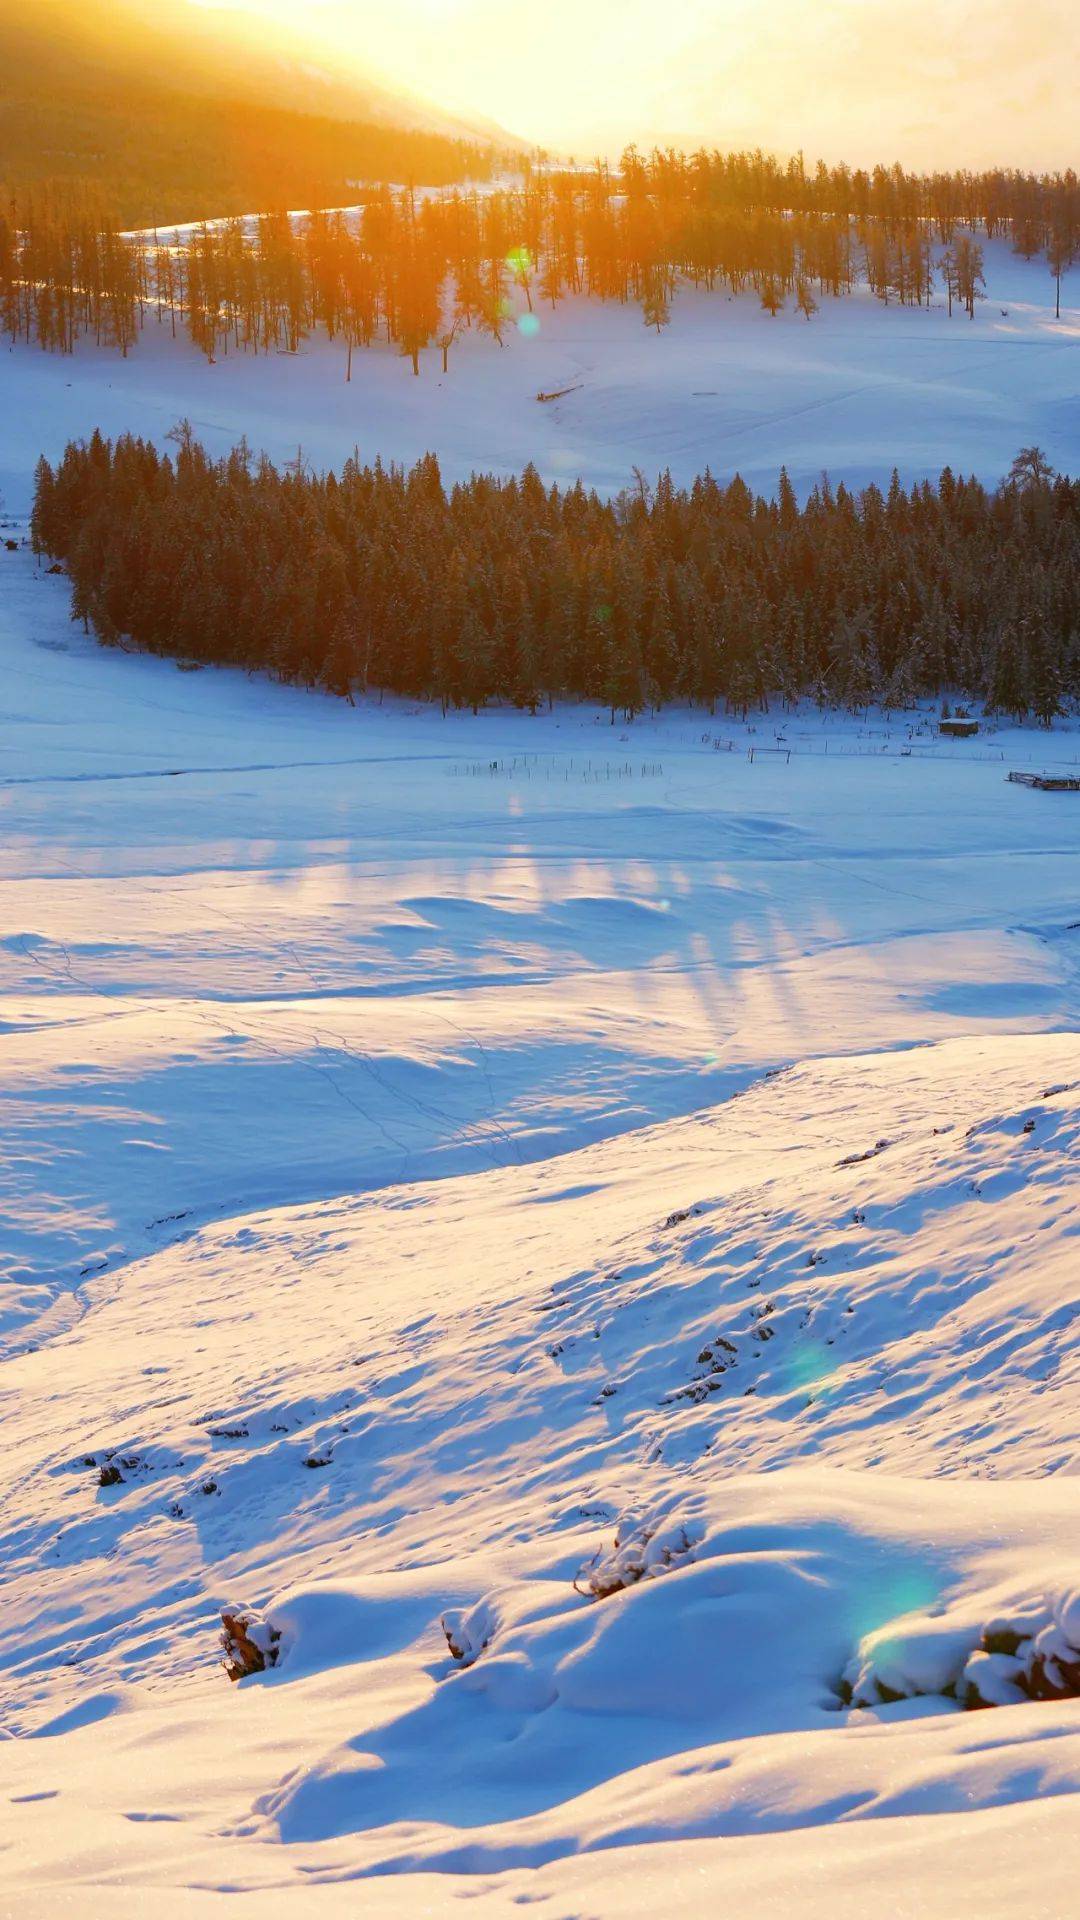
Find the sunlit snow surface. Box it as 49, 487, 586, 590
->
3, 237, 1080, 516
2, 244, 1080, 1915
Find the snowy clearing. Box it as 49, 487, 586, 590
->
3, 237, 1080, 517
3, 551, 1078, 1343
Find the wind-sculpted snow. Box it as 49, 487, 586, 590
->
2, 1027, 1080, 1907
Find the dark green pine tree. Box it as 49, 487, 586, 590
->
987, 621, 1028, 720
30, 457, 60, 557
640, 568, 678, 705
312, 542, 351, 683
600, 557, 646, 721
270, 567, 314, 685
882, 638, 921, 713
509, 600, 543, 713
1024, 618, 1064, 727
775, 595, 807, 706
322, 615, 359, 703
689, 597, 724, 714
842, 630, 881, 714
777, 466, 799, 534
455, 601, 494, 714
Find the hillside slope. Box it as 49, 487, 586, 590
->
2, 1029, 1079, 1911
0, 0, 493, 131
0, 0, 508, 222
2, 238, 1076, 518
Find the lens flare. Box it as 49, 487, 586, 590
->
846, 1569, 943, 1648
786, 1337, 840, 1397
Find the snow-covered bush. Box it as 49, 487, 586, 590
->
959, 1648, 1029, 1707
843, 1589, 1080, 1711
220, 1609, 281, 1682
441, 1599, 495, 1668
842, 1617, 976, 1707
575, 1510, 698, 1600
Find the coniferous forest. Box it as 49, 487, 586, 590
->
4, 148, 1080, 371
33, 432, 1076, 723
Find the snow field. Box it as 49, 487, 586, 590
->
2, 560, 1076, 1904
3, 554, 1078, 1348
3, 224, 1080, 1911
2, 237, 1080, 519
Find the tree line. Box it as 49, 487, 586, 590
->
5, 147, 1080, 370
31, 432, 1076, 726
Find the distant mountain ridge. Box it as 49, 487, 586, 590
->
0, 0, 517, 223
2, 0, 509, 142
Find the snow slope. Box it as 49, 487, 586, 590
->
1, 534, 1080, 1911
2, 237, 1080, 516
3, 1026, 1080, 1912
3, 553, 1079, 1348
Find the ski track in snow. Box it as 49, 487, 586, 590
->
2, 238, 1080, 1915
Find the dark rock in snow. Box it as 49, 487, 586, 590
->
221, 1610, 280, 1682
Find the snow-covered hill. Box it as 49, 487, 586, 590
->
2, 536, 1080, 1912
3, 1025, 1080, 1912
2, 238, 1079, 517
3, 0, 510, 152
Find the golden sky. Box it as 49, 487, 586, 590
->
192, 0, 1079, 167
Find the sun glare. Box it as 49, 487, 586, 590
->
186, 0, 1080, 168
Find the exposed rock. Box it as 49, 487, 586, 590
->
220, 1609, 281, 1682
441, 1603, 493, 1668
